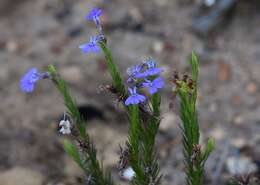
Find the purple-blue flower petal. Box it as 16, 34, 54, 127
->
142, 77, 164, 95
20, 68, 41, 93
143, 59, 156, 68
79, 36, 100, 54
86, 8, 102, 21
125, 87, 146, 105
144, 67, 163, 76
153, 77, 164, 88
148, 87, 158, 94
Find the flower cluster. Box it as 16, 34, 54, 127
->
79, 8, 104, 55
20, 68, 49, 93
125, 58, 164, 106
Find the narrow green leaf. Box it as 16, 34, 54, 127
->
47, 64, 86, 138
190, 51, 199, 83
99, 41, 125, 95
63, 139, 85, 171
190, 51, 199, 108
202, 137, 215, 161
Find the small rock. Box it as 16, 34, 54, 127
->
231, 138, 246, 148
153, 41, 164, 54
246, 82, 258, 94
128, 7, 143, 23
60, 66, 83, 84
233, 115, 244, 125
6, 40, 19, 53
218, 61, 230, 81
160, 112, 177, 132
204, 0, 216, 7
0, 167, 45, 185
231, 95, 241, 105
226, 156, 258, 175
210, 127, 226, 140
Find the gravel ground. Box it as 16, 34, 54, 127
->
0, 0, 259, 185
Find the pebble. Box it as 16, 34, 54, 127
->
153, 41, 164, 54
6, 40, 19, 53
226, 156, 258, 175
246, 82, 258, 94
230, 138, 246, 148
60, 66, 83, 84
204, 0, 216, 7
232, 115, 244, 125
160, 112, 177, 132
0, 167, 45, 185
218, 61, 230, 81
210, 127, 226, 140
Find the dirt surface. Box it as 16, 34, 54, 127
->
0, 0, 259, 185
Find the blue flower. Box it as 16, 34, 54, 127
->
142, 58, 163, 77
86, 8, 102, 20
86, 8, 103, 31
126, 65, 145, 82
79, 36, 100, 54
125, 87, 146, 105
127, 59, 163, 80
143, 67, 164, 77
143, 58, 156, 68
142, 77, 164, 94
20, 68, 49, 93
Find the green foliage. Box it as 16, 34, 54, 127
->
128, 105, 145, 185
46, 49, 213, 185
47, 65, 86, 138
227, 179, 239, 185
63, 139, 86, 171
47, 49, 212, 185
47, 64, 115, 185
99, 41, 126, 95
126, 95, 162, 185
176, 52, 214, 185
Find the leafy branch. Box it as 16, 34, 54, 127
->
47, 65, 115, 185
174, 51, 214, 185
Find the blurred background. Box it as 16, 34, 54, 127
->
0, 0, 259, 185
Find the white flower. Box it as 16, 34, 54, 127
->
59, 120, 71, 134
121, 167, 135, 181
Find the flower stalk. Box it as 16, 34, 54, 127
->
173, 51, 214, 185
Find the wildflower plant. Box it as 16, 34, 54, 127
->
172, 53, 215, 185
20, 7, 215, 185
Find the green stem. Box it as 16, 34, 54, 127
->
47, 64, 115, 185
